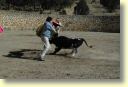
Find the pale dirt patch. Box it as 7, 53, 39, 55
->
0, 30, 120, 79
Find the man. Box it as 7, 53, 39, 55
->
40, 17, 56, 61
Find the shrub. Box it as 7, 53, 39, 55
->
100, 0, 120, 12
74, 0, 89, 15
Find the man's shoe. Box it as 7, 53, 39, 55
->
38, 55, 45, 61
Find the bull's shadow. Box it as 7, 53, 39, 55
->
3, 49, 41, 60
3, 49, 73, 61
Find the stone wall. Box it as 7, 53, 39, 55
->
0, 11, 120, 32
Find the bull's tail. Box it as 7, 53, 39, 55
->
82, 38, 92, 48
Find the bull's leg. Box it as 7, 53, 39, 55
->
53, 47, 61, 54
75, 48, 77, 54
71, 48, 77, 56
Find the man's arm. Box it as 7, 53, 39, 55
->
51, 27, 57, 33
50, 24, 57, 33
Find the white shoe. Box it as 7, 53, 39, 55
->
39, 55, 45, 61
72, 53, 75, 56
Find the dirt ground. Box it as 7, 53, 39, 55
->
0, 30, 120, 79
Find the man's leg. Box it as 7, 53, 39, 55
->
40, 36, 51, 60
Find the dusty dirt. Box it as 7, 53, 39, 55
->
0, 30, 120, 79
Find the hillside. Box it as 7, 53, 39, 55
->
0, 0, 120, 16
65, 0, 120, 15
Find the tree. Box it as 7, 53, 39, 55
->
1, 0, 76, 11
74, 0, 89, 15
100, 0, 120, 12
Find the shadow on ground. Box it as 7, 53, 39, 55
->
3, 49, 41, 60
3, 49, 74, 61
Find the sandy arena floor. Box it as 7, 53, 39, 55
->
0, 30, 120, 79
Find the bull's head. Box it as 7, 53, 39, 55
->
49, 33, 58, 44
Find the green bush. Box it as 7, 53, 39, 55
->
74, 0, 89, 15
0, 0, 75, 11
100, 0, 120, 12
